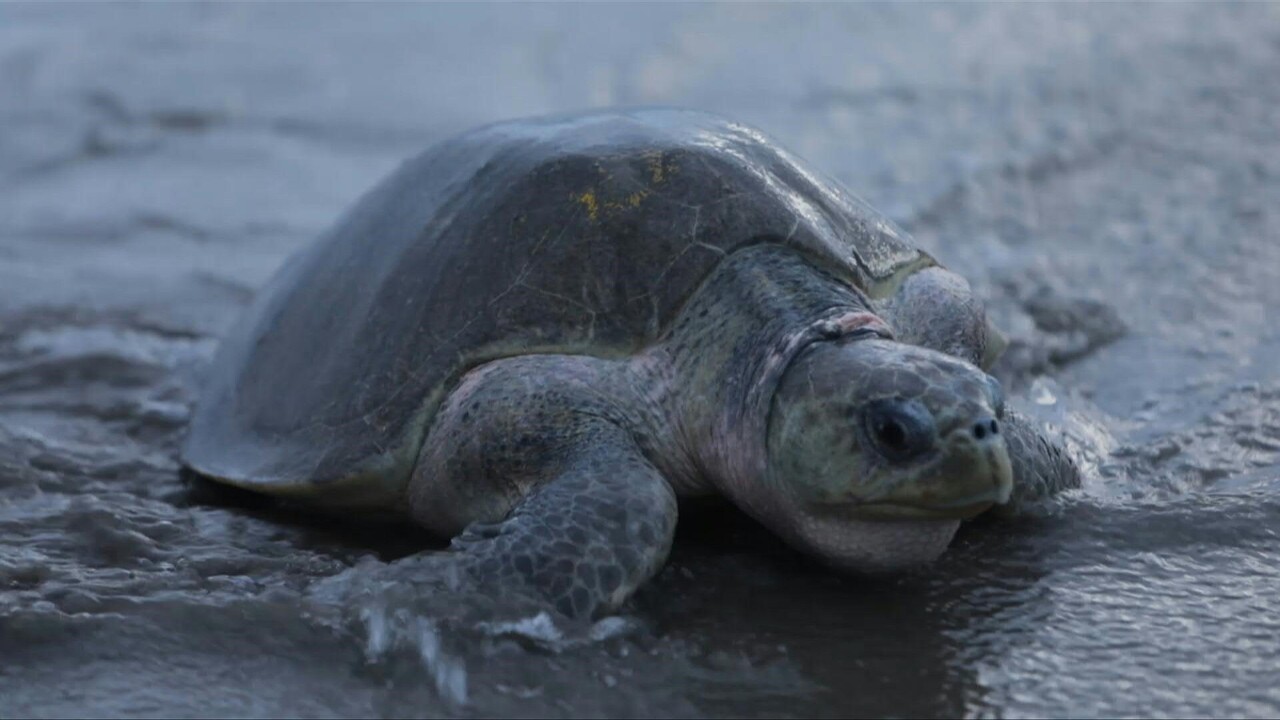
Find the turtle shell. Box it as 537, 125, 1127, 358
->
181, 108, 930, 509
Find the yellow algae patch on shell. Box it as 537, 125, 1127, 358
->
644, 150, 678, 185
575, 190, 600, 221
574, 189, 649, 223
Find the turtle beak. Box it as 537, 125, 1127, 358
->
935, 419, 1014, 514
855, 414, 1013, 520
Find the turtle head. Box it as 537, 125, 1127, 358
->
760, 325, 1012, 572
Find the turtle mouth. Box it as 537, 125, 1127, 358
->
847, 497, 998, 521
840, 432, 1015, 522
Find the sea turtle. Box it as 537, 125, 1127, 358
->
183, 108, 1077, 619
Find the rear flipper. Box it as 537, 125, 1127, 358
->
996, 408, 1082, 516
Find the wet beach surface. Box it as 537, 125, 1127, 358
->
2, 3, 1280, 717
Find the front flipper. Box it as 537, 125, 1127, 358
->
447, 431, 677, 619
407, 356, 680, 620
996, 408, 1081, 515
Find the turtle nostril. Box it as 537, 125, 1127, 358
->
971, 417, 999, 441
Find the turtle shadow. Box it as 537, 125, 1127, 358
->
175, 467, 445, 561
174, 473, 805, 566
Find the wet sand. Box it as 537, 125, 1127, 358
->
2, 4, 1280, 717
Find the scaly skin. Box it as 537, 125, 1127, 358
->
875, 265, 1083, 511
408, 354, 679, 619
408, 246, 1075, 619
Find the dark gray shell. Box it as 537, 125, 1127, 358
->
182, 108, 929, 508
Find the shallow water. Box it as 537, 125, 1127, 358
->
2, 3, 1280, 717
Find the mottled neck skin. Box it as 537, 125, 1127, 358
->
626, 245, 872, 509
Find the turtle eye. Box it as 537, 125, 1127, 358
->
847, 326, 890, 341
